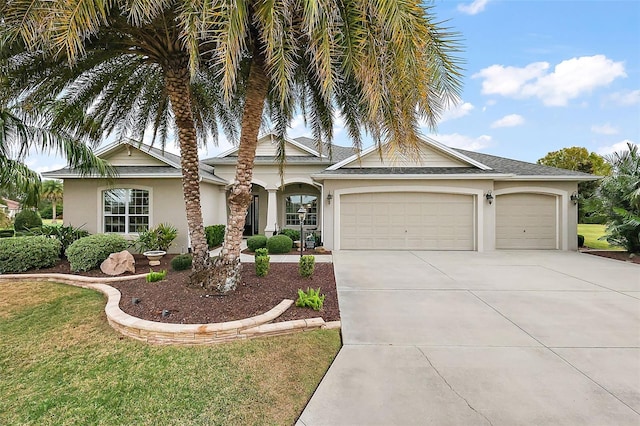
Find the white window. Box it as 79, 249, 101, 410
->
285, 195, 317, 226
103, 189, 149, 233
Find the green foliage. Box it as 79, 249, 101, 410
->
299, 255, 316, 278
279, 228, 300, 242
0, 210, 12, 228
267, 235, 293, 254
578, 235, 585, 247
0, 229, 15, 238
254, 248, 268, 258
133, 223, 178, 252
13, 210, 42, 231
37, 224, 90, 256
146, 269, 167, 282
295, 288, 325, 311
0, 236, 61, 273
205, 224, 225, 248
170, 254, 193, 271
66, 234, 128, 272
38, 202, 63, 219
255, 255, 270, 277
247, 235, 268, 252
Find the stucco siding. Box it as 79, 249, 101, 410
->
102, 145, 167, 166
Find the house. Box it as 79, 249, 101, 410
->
1, 198, 21, 219
43, 135, 595, 253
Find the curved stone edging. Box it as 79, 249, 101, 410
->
0, 273, 340, 345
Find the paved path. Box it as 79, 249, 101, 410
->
298, 250, 640, 426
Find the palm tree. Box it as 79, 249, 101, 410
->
41, 179, 63, 223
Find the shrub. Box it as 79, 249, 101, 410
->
255, 255, 270, 277
146, 269, 167, 282
133, 223, 178, 252
578, 234, 585, 247
0, 229, 15, 238
66, 234, 128, 272
279, 228, 300, 242
267, 235, 293, 254
295, 287, 325, 311
171, 254, 193, 271
299, 255, 316, 278
205, 224, 225, 248
14, 210, 43, 231
247, 234, 268, 251
38, 224, 90, 256
0, 236, 61, 273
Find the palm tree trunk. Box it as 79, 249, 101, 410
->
164, 58, 209, 275
51, 202, 57, 224
209, 55, 269, 292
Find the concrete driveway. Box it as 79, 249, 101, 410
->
298, 251, 640, 426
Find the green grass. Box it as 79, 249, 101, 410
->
577, 224, 622, 250
41, 219, 62, 227
0, 281, 342, 425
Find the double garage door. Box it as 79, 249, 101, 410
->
339, 192, 558, 250
340, 192, 475, 250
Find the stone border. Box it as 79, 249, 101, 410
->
0, 273, 340, 345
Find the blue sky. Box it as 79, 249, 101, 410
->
26, 0, 640, 175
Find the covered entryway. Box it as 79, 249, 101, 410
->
496, 193, 557, 249
339, 192, 475, 250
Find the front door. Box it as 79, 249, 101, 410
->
244, 195, 259, 236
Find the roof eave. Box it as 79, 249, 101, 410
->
312, 173, 510, 181
496, 175, 600, 182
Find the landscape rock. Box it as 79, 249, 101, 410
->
100, 250, 136, 276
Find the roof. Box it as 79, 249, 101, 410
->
1, 198, 20, 209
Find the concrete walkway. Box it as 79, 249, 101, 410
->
298, 250, 640, 426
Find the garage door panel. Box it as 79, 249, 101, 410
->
496, 193, 557, 249
340, 192, 475, 250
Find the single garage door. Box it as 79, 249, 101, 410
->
496, 193, 557, 249
340, 192, 475, 250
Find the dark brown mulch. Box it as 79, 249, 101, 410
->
583, 250, 640, 264
16, 254, 340, 324
241, 248, 332, 255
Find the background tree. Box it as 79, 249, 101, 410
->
40, 179, 63, 223
538, 146, 611, 223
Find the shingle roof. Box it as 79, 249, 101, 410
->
205, 156, 336, 165
293, 137, 358, 162
319, 167, 498, 175
42, 165, 226, 184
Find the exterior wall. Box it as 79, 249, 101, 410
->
343, 144, 467, 168
102, 146, 167, 166
200, 181, 225, 227
63, 178, 200, 254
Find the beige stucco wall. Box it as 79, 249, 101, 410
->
63, 178, 223, 254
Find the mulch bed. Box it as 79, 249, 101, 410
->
582, 250, 640, 264
15, 254, 340, 324
241, 248, 332, 255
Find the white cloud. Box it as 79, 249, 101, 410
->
36, 164, 65, 174
438, 101, 474, 124
473, 55, 626, 106
429, 133, 492, 151
591, 123, 618, 135
457, 0, 489, 15
596, 139, 638, 155
491, 114, 525, 128
608, 89, 640, 106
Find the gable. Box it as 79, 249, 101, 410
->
102, 145, 168, 166
255, 136, 311, 156
342, 143, 469, 168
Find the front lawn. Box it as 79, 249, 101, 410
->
577, 224, 622, 250
0, 281, 341, 425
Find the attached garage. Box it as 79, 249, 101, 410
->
339, 192, 475, 250
496, 193, 558, 249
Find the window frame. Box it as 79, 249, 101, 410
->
284, 194, 318, 227
101, 187, 152, 235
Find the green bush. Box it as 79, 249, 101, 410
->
14, 210, 43, 231
0, 236, 61, 273
37, 224, 90, 256
205, 224, 225, 248
279, 228, 300, 242
295, 287, 325, 311
255, 255, 270, 277
254, 247, 268, 258
146, 269, 167, 282
133, 223, 178, 252
66, 234, 128, 272
299, 255, 315, 278
578, 234, 585, 247
267, 235, 293, 254
170, 254, 193, 271
247, 234, 268, 251
0, 229, 15, 238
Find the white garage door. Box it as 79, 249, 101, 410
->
340, 192, 475, 250
496, 193, 557, 249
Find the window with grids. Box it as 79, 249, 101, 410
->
285, 195, 317, 226
103, 189, 149, 233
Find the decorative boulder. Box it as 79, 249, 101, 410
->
100, 250, 136, 276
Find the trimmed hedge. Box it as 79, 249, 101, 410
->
171, 254, 193, 271
267, 235, 293, 254
247, 235, 268, 252
279, 228, 300, 242
578, 234, 585, 247
299, 255, 315, 278
255, 255, 270, 277
205, 225, 225, 248
14, 210, 43, 231
0, 236, 61, 273
66, 234, 128, 272
0, 229, 15, 238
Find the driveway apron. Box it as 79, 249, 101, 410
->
298, 250, 640, 426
